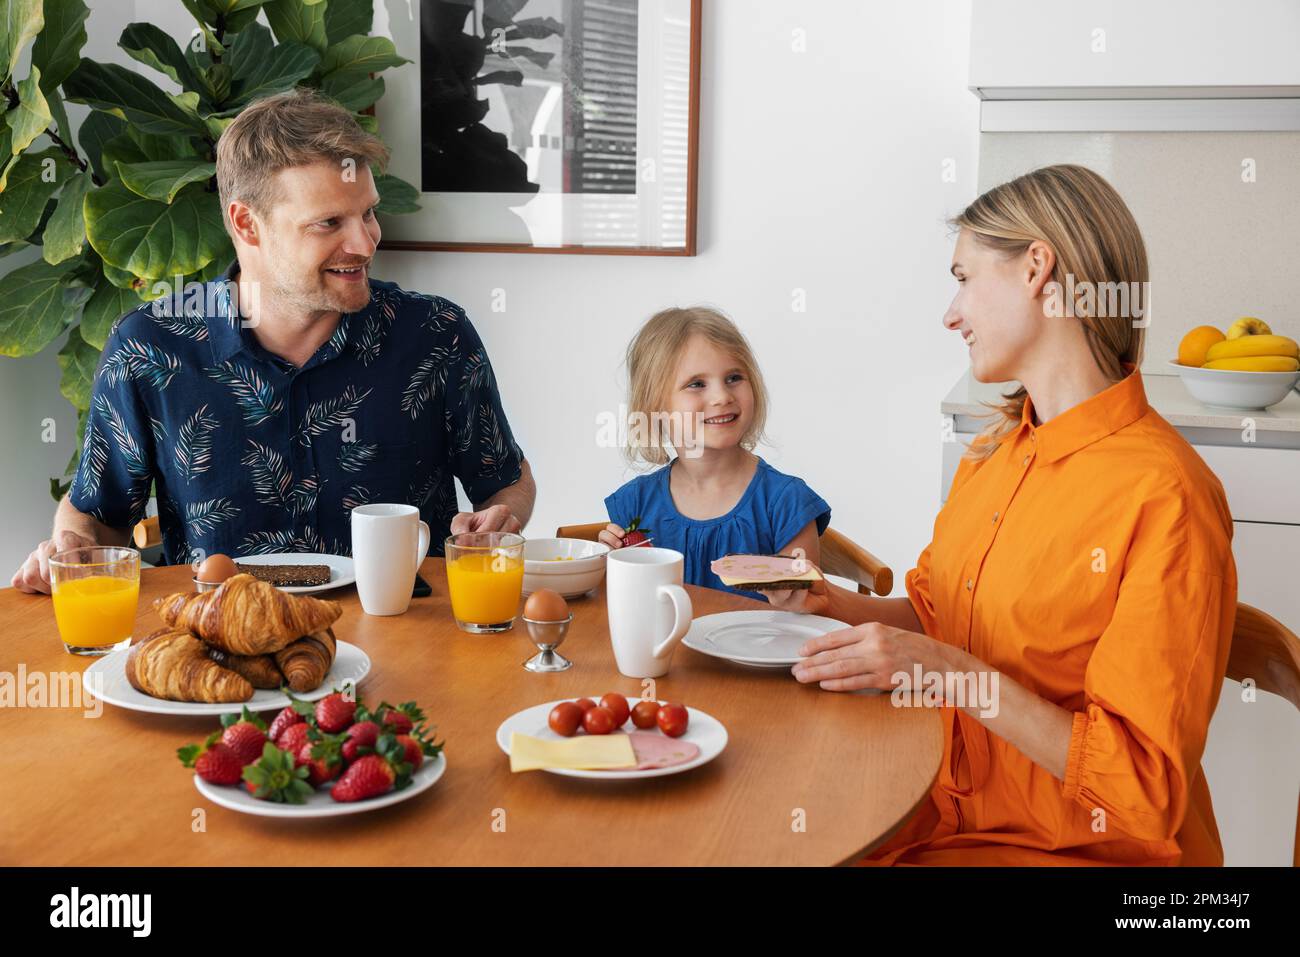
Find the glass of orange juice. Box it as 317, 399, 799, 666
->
444, 532, 525, 633
49, 546, 141, 656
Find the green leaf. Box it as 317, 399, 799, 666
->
42, 171, 93, 264
58, 332, 100, 410
63, 59, 210, 138
77, 110, 127, 182
374, 173, 420, 215
6, 66, 52, 155
0, 0, 42, 79
31, 0, 90, 92
354, 112, 378, 135
226, 24, 320, 109
178, 0, 225, 57
324, 0, 373, 47
118, 22, 207, 99
206, 0, 275, 14
114, 159, 217, 204
0, 257, 79, 357
101, 259, 146, 293
319, 35, 409, 80
264, 0, 328, 54
84, 180, 228, 281
0, 148, 67, 244
81, 279, 143, 349
46, 87, 72, 142
321, 72, 384, 112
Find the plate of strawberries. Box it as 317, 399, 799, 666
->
181, 688, 446, 817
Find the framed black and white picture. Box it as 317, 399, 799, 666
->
376, 0, 700, 255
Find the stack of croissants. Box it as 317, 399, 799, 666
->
126, 573, 342, 703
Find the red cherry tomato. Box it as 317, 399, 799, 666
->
600, 693, 630, 727
657, 703, 689, 738
573, 698, 597, 715
630, 700, 659, 729
548, 702, 583, 737
582, 706, 616, 735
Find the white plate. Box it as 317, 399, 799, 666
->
495, 697, 727, 780
229, 553, 355, 594
194, 753, 446, 817
82, 640, 372, 716
683, 610, 850, 668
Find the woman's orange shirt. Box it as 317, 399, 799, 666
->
865, 368, 1237, 866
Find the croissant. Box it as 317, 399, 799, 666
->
273, 628, 337, 693
207, 648, 284, 690
126, 628, 254, 703
154, 573, 341, 655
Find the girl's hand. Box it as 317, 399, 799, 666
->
597, 523, 625, 550
792, 621, 946, 692
763, 570, 831, 617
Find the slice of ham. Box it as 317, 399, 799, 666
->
710, 554, 820, 582
625, 731, 700, 770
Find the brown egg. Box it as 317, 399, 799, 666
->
196, 553, 239, 584
524, 588, 569, 622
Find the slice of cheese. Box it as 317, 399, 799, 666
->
509, 732, 637, 772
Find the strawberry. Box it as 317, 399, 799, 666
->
219, 707, 268, 766
375, 701, 423, 736
620, 517, 652, 548
315, 692, 356, 733
267, 705, 305, 743
298, 736, 343, 787
342, 720, 381, 764
395, 734, 424, 770
277, 722, 312, 757
330, 755, 396, 802
242, 743, 313, 803
178, 732, 243, 786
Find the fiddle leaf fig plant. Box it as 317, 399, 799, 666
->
0, 0, 419, 500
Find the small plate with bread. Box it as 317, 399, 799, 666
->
194, 553, 355, 594
82, 572, 370, 715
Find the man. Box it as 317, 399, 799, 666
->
12, 88, 535, 593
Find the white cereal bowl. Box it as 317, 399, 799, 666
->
1168, 360, 1300, 411
522, 538, 610, 598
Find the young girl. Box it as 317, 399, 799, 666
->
600, 307, 831, 600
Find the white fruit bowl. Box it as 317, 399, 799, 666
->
1169, 360, 1300, 410
522, 538, 610, 598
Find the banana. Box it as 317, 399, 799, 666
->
1226, 317, 1273, 339
1205, 335, 1299, 361
1204, 355, 1300, 372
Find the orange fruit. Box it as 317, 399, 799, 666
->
1177, 326, 1226, 367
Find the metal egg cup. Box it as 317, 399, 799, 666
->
521, 612, 574, 672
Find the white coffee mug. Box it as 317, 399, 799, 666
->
351, 503, 430, 616
605, 547, 693, 678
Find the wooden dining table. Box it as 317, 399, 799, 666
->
0, 559, 943, 866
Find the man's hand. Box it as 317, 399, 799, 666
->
450, 504, 522, 536
11, 530, 97, 595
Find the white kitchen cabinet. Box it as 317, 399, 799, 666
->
940, 371, 1300, 865
970, 0, 1300, 97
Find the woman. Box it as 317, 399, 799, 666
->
770, 164, 1237, 865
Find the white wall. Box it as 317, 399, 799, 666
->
1, 0, 982, 587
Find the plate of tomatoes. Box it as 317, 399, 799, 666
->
494, 693, 728, 780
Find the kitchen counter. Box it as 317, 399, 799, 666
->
942, 370, 1300, 448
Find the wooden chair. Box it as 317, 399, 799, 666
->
553, 522, 893, 596
1225, 603, 1300, 866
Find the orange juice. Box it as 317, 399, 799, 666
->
445, 553, 524, 625
52, 575, 139, 649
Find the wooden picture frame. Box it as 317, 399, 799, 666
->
375, 0, 701, 256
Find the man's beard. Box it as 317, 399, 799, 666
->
270, 265, 371, 315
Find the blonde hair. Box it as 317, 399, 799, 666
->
215, 87, 390, 235
951, 164, 1148, 461
624, 307, 770, 467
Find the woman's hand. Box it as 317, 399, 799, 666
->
597, 523, 625, 550
791, 620, 951, 692
763, 572, 832, 617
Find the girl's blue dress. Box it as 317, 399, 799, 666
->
604, 456, 832, 601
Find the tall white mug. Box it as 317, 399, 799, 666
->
605, 547, 693, 678
351, 503, 430, 616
